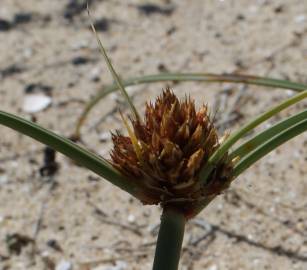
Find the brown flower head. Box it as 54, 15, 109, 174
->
111, 88, 233, 216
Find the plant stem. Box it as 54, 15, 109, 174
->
153, 207, 186, 270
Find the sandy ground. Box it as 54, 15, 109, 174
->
0, 0, 307, 269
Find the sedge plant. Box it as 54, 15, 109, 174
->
0, 11, 307, 270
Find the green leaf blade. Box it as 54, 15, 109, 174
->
0, 111, 139, 197
199, 90, 307, 184
230, 109, 307, 160
233, 118, 307, 177
74, 73, 307, 138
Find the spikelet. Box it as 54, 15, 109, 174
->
110, 88, 233, 216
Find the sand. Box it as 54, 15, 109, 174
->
0, 0, 306, 269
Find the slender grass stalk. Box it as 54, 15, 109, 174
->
199, 89, 307, 185
0, 111, 141, 198
87, 4, 140, 121
74, 73, 307, 138
153, 207, 186, 270
233, 118, 307, 177
230, 109, 307, 159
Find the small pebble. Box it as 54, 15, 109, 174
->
248, 5, 258, 13
0, 175, 8, 185
89, 66, 102, 82
99, 132, 111, 142
93, 261, 127, 270
127, 214, 135, 223
23, 47, 34, 58
294, 15, 306, 23
109, 92, 119, 101
253, 258, 260, 265
41, 250, 49, 257
208, 265, 218, 270
247, 234, 254, 240
71, 40, 89, 50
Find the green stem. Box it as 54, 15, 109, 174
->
153, 207, 186, 270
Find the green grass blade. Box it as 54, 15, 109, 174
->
0, 111, 140, 197
193, 114, 307, 217
199, 90, 307, 184
87, 4, 140, 120
230, 109, 307, 160
74, 73, 307, 138
233, 118, 307, 177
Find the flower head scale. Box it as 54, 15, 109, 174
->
111, 88, 233, 217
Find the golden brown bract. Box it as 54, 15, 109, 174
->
111, 88, 233, 216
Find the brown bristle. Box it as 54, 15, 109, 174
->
110, 88, 233, 216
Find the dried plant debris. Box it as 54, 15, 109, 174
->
93, 18, 110, 32
46, 239, 63, 252
71, 56, 93, 66
0, 64, 24, 78
39, 147, 59, 177
24, 83, 53, 95
13, 13, 33, 25
0, 18, 11, 31
0, 13, 47, 32
6, 234, 34, 255
137, 3, 175, 16
63, 0, 95, 20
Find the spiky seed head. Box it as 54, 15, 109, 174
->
111, 88, 233, 217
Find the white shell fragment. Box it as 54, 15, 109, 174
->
93, 261, 127, 270
22, 94, 52, 113
55, 260, 72, 270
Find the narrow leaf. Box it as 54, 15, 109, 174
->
87, 4, 140, 121
0, 111, 140, 197
74, 73, 307, 138
192, 116, 307, 217
230, 110, 307, 160
233, 118, 307, 177
199, 90, 307, 184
